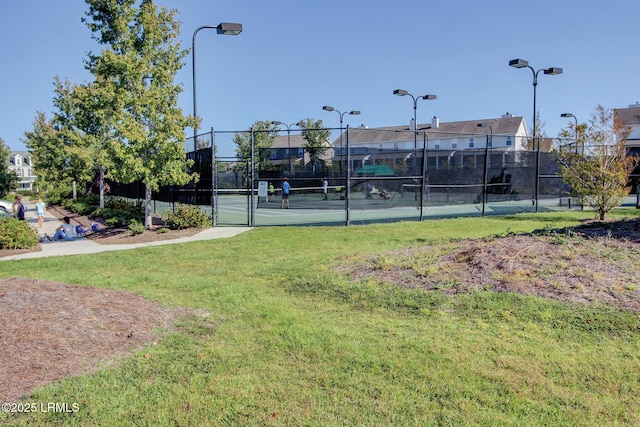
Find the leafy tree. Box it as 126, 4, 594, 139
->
298, 118, 331, 171
557, 119, 588, 154
83, 0, 198, 228
233, 120, 279, 180
559, 105, 636, 220
523, 111, 551, 150
23, 111, 71, 198
0, 137, 18, 197
52, 77, 115, 203
55, 77, 123, 208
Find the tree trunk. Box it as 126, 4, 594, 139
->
99, 166, 105, 209
145, 184, 152, 229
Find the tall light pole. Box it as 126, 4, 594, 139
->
477, 123, 494, 217
192, 22, 242, 153
393, 89, 436, 199
509, 58, 562, 212
561, 113, 578, 154
271, 120, 304, 175
322, 106, 360, 175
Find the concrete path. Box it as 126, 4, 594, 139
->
1, 201, 250, 261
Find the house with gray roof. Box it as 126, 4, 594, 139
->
8, 151, 36, 191
331, 114, 529, 173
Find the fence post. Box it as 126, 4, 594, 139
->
250, 127, 255, 227
345, 125, 351, 226
211, 127, 216, 227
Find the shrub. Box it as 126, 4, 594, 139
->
105, 198, 144, 218
62, 199, 94, 216
94, 208, 137, 227
0, 218, 39, 250
127, 219, 145, 235
164, 204, 210, 230
92, 199, 143, 227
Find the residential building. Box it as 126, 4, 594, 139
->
333, 114, 529, 173
271, 133, 335, 169
616, 102, 640, 149
8, 151, 36, 191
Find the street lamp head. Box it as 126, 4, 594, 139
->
216, 22, 243, 35
349, 111, 361, 116
271, 121, 283, 126
421, 94, 437, 101
322, 106, 335, 112
544, 67, 563, 75
296, 120, 305, 127
509, 58, 529, 68
393, 89, 408, 96
560, 113, 574, 119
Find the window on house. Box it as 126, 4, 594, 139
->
378, 143, 384, 152
16, 169, 23, 177
506, 136, 512, 146
434, 144, 440, 150
393, 142, 399, 151
15, 156, 21, 166
452, 143, 457, 149
469, 138, 475, 148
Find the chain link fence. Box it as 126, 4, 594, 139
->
107, 127, 594, 227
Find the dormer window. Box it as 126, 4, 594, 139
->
14, 156, 22, 166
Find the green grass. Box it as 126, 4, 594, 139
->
2, 209, 640, 426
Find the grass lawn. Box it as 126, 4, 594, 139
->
2, 209, 640, 426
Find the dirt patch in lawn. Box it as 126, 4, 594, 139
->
0, 278, 198, 402
345, 218, 640, 313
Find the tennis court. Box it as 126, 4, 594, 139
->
206, 187, 588, 227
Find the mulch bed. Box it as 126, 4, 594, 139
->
0, 278, 193, 402
46, 205, 201, 245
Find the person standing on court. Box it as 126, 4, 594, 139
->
281, 177, 291, 209
12, 195, 25, 220
321, 178, 328, 200
268, 182, 275, 202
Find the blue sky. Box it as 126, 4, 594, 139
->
1, 0, 638, 157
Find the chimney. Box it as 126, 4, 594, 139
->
431, 116, 439, 129
502, 112, 514, 118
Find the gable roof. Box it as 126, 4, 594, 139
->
272, 134, 333, 149
341, 116, 526, 145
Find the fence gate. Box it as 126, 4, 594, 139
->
213, 157, 251, 226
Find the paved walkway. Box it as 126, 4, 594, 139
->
1, 202, 250, 261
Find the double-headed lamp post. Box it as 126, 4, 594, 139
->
393, 89, 437, 175
322, 106, 360, 174
509, 58, 562, 212
560, 113, 578, 154
192, 22, 243, 153
271, 120, 304, 175
477, 123, 493, 217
